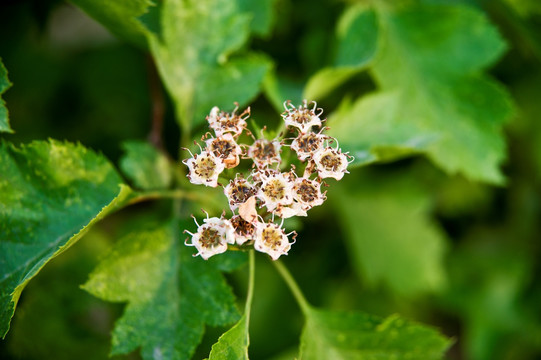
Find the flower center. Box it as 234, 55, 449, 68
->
211, 139, 235, 158
297, 133, 321, 152
253, 140, 277, 161
262, 227, 282, 249
194, 156, 217, 178
200, 227, 221, 248
231, 216, 255, 237
231, 183, 253, 203
320, 153, 342, 171
297, 181, 318, 203
263, 179, 286, 200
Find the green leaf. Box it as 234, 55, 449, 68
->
69, 0, 156, 48
209, 250, 254, 360
330, 3, 514, 184
238, 0, 276, 37
208, 314, 249, 360
263, 69, 305, 113
299, 306, 451, 360
149, 0, 271, 128
304, 5, 379, 100
83, 219, 245, 359
0, 140, 130, 338
120, 140, 172, 190
0, 58, 13, 133
333, 172, 448, 296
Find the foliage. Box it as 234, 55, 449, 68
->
2, 0, 541, 359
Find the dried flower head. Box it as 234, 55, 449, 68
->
291, 131, 328, 161
282, 100, 323, 133
313, 147, 350, 181
183, 150, 225, 187
184, 215, 235, 259
224, 177, 257, 211
247, 138, 282, 169
254, 221, 296, 260
207, 104, 250, 137
257, 171, 294, 211
205, 133, 242, 169
293, 178, 326, 209
230, 215, 256, 245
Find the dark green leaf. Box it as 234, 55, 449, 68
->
333, 173, 448, 296
304, 5, 379, 100
0, 140, 130, 337
299, 306, 451, 360
120, 140, 172, 190
330, 3, 514, 183
69, 0, 156, 48
83, 219, 245, 359
0, 58, 13, 133
238, 0, 276, 37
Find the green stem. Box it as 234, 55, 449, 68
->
272, 259, 310, 314
245, 250, 255, 326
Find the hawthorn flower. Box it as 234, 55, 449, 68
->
293, 178, 326, 209
247, 138, 282, 168
205, 133, 242, 169
282, 100, 323, 133
291, 132, 328, 161
257, 171, 294, 211
224, 176, 257, 211
182, 99, 352, 260
254, 221, 296, 260
184, 215, 235, 260
206, 104, 250, 137
183, 150, 225, 187
313, 147, 350, 180
230, 215, 256, 245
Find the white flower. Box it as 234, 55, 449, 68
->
254, 221, 296, 260
293, 178, 326, 209
291, 132, 328, 161
257, 171, 294, 211
282, 100, 323, 133
312, 147, 350, 180
273, 202, 307, 219
182, 150, 225, 187
205, 133, 242, 169
184, 215, 235, 260
247, 138, 282, 169
224, 177, 257, 211
230, 215, 256, 245
206, 104, 249, 137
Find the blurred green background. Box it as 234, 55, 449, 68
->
1, 0, 541, 359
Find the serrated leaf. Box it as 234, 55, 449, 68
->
69, 0, 155, 48
330, 3, 514, 184
120, 140, 172, 190
0, 58, 13, 133
333, 173, 447, 296
83, 219, 246, 360
304, 5, 379, 101
0, 140, 131, 337
208, 314, 249, 360
299, 306, 451, 360
149, 0, 271, 128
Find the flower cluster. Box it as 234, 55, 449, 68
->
183, 100, 352, 260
